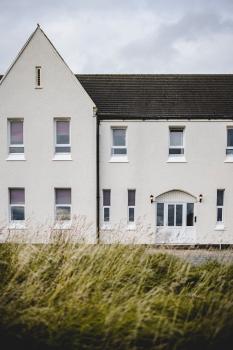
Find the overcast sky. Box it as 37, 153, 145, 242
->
1, 0, 233, 74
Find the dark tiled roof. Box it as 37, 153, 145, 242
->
77, 74, 233, 119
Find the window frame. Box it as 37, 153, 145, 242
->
8, 119, 24, 155
127, 189, 136, 226
35, 66, 42, 88
216, 189, 225, 226
226, 127, 233, 156
54, 188, 72, 222
103, 189, 111, 226
54, 118, 71, 155
111, 127, 127, 157
168, 127, 185, 158
9, 188, 25, 225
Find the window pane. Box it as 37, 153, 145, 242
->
226, 148, 233, 155
55, 146, 71, 153
186, 203, 194, 226
168, 205, 175, 226
104, 207, 110, 222
128, 190, 135, 206
56, 206, 71, 221
10, 121, 23, 145
128, 207, 135, 222
103, 190, 111, 206
113, 129, 126, 146
169, 148, 184, 155
227, 129, 233, 147
55, 189, 71, 205
112, 148, 127, 155
56, 121, 70, 144
217, 208, 223, 222
176, 204, 183, 226
11, 206, 25, 221
170, 129, 183, 146
157, 203, 164, 226
217, 189, 224, 206
10, 189, 25, 204
9, 146, 24, 154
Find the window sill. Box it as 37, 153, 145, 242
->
126, 224, 136, 231
8, 222, 26, 230
6, 154, 26, 161
166, 156, 187, 163
53, 154, 72, 161
35, 87, 43, 89
54, 221, 72, 230
109, 156, 129, 163
224, 156, 233, 163
214, 224, 225, 231
101, 224, 112, 230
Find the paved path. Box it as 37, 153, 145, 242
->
149, 249, 233, 265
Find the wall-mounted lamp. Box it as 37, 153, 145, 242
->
150, 194, 155, 203
199, 194, 203, 203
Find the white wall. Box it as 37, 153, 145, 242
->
99, 120, 233, 244
0, 28, 97, 242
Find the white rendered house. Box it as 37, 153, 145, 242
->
0, 25, 233, 244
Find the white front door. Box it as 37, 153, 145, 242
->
155, 202, 196, 244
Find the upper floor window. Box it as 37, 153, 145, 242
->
55, 119, 71, 154
9, 119, 24, 154
111, 128, 127, 156
169, 127, 184, 157
55, 188, 71, 221
226, 128, 233, 156
9, 188, 25, 222
35, 66, 42, 88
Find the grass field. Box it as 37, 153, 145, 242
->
0, 241, 233, 349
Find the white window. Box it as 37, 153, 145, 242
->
226, 128, 233, 156
55, 119, 71, 154
156, 202, 194, 227
9, 188, 25, 222
55, 188, 71, 221
8, 120, 24, 154
111, 128, 127, 156
35, 66, 42, 88
216, 189, 224, 224
128, 189, 136, 224
103, 189, 111, 223
169, 127, 184, 157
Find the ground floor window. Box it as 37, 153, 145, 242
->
157, 202, 194, 227
55, 188, 71, 221
9, 188, 25, 221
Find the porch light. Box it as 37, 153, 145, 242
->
199, 194, 203, 203
150, 195, 155, 203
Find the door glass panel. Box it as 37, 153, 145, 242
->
157, 203, 164, 226
186, 203, 194, 226
176, 204, 183, 226
168, 205, 175, 226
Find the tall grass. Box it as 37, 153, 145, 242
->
0, 240, 233, 349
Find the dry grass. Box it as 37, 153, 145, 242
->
0, 238, 233, 349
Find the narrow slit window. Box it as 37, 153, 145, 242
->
169, 128, 184, 156
111, 128, 127, 156
35, 66, 41, 87
103, 189, 111, 223
186, 203, 194, 226
226, 128, 233, 155
55, 188, 71, 221
128, 190, 136, 224
216, 189, 224, 223
9, 188, 25, 221
55, 120, 71, 153
9, 120, 24, 154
